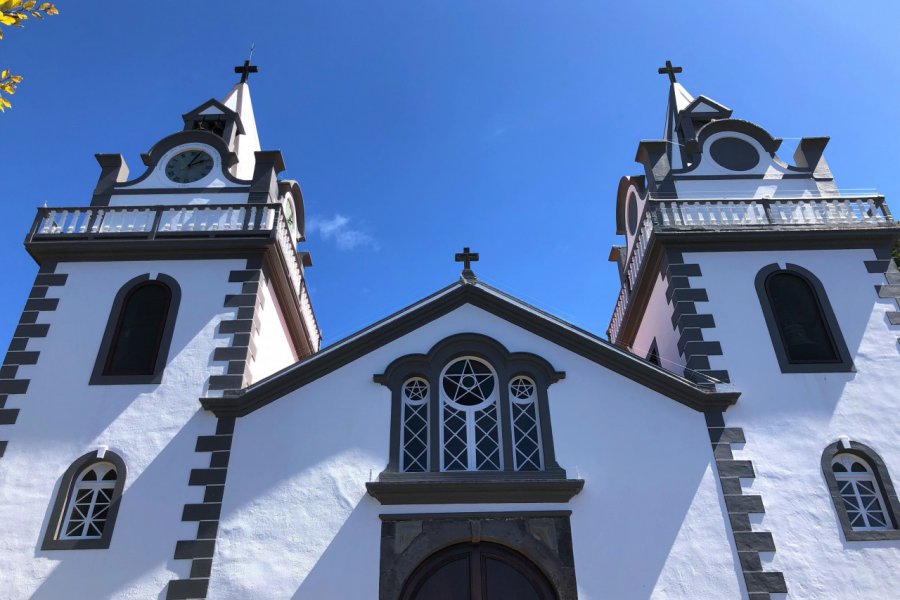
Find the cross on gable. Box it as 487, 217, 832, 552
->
455, 247, 479, 280
234, 59, 258, 84
658, 60, 682, 84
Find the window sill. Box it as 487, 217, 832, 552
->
41, 537, 111, 551
366, 474, 585, 505
843, 529, 900, 542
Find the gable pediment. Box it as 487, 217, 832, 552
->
202, 281, 739, 417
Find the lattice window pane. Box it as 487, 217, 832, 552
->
442, 405, 468, 471
401, 378, 430, 472
833, 455, 892, 531
509, 376, 543, 471
60, 464, 117, 540
440, 357, 502, 471
474, 404, 501, 471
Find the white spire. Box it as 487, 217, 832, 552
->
222, 82, 261, 180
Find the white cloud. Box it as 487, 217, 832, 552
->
307, 214, 378, 251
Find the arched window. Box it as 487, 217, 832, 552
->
509, 376, 543, 471
42, 450, 127, 550
440, 357, 502, 471
401, 377, 429, 473
754, 264, 852, 373
821, 441, 900, 541
91, 274, 181, 385
400, 543, 557, 600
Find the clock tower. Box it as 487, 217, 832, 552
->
0, 67, 320, 598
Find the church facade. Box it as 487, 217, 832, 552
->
0, 63, 898, 599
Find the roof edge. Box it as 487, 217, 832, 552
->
201, 281, 740, 417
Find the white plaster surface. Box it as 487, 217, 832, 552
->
246, 278, 298, 384
685, 248, 900, 598
632, 271, 683, 376
0, 259, 245, 599
211, 303, 742, 599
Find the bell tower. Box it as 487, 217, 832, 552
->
0, 65, 320, 599
607, 64, 900, 599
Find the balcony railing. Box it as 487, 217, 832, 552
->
608, 195, 894, 344
28, 203, 322, 350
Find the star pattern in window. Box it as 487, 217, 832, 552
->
510, 376, 535, 400
442, 358, 495, 407
403, 378, 429, 402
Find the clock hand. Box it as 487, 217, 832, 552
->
187, 152, 202, 168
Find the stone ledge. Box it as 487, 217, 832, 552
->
366, 477, 585, 505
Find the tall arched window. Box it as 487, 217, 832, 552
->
42, 450, 127, 550
401, 377, 429, 473
754, 264, 852, 373
440, 357, 502, 471
509, 376, 543, 471
91, 274, 181, 385
821, 441, 900, 541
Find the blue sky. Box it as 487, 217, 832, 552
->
1, 1, 899, 348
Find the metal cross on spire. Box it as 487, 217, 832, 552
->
657, 59, 682, 83
234, 44, 259, 84
455, 247, 479, 281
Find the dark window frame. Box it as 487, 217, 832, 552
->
90, 274, 181, 385
42, 450, 127, 550
821, 440, 900, 541
754, 263, 853, 373
370, 334, 584, 504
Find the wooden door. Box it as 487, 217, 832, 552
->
401, 542, 558, 600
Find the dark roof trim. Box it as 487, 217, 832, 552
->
201, 281, 740, 417
682, 95, 732, 119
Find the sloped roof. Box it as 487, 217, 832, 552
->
202, 279, 740, 417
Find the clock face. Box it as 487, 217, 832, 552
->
165, 150, 214, 184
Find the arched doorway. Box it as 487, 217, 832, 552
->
400, 542, 558, 600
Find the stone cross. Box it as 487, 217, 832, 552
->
658, 60, 682, 83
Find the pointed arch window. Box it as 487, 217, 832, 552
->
821, 441, 900, 541
754, 264, 853, 373
42, 450, 127, 550
91, 274, 181, 385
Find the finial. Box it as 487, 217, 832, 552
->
234, 44, 259, 84
657, 59, 682, 84
454, 247, 479, 282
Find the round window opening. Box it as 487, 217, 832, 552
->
709, 137, 760, 171
441, 357, 496, 408
626, 193, 639, 235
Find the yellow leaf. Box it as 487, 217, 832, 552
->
0, 70, 7, 80
0, 14, 17, 25
10, 75, 22, 83
23, 0, 34, 8
46, 5, 56, 14
0, 96, 11, 109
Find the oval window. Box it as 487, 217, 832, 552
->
626, 193, 638, 235
709, 137, 760, 171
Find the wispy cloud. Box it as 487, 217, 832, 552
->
307, 214, 379, 251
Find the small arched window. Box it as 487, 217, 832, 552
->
831, 454, 890, 530
401, 378, 429, 473
821, 441, 900, 541
509, 376, 543, 471
755, 264, 852, 373
91, 274, 181, 385
42, 450, 127, 550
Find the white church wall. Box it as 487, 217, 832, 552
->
246, 277, 298, 384
632, 271, 682, 374
211, 303, 743, 599
0, 258, 246, 599
686, 248, 900, 598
